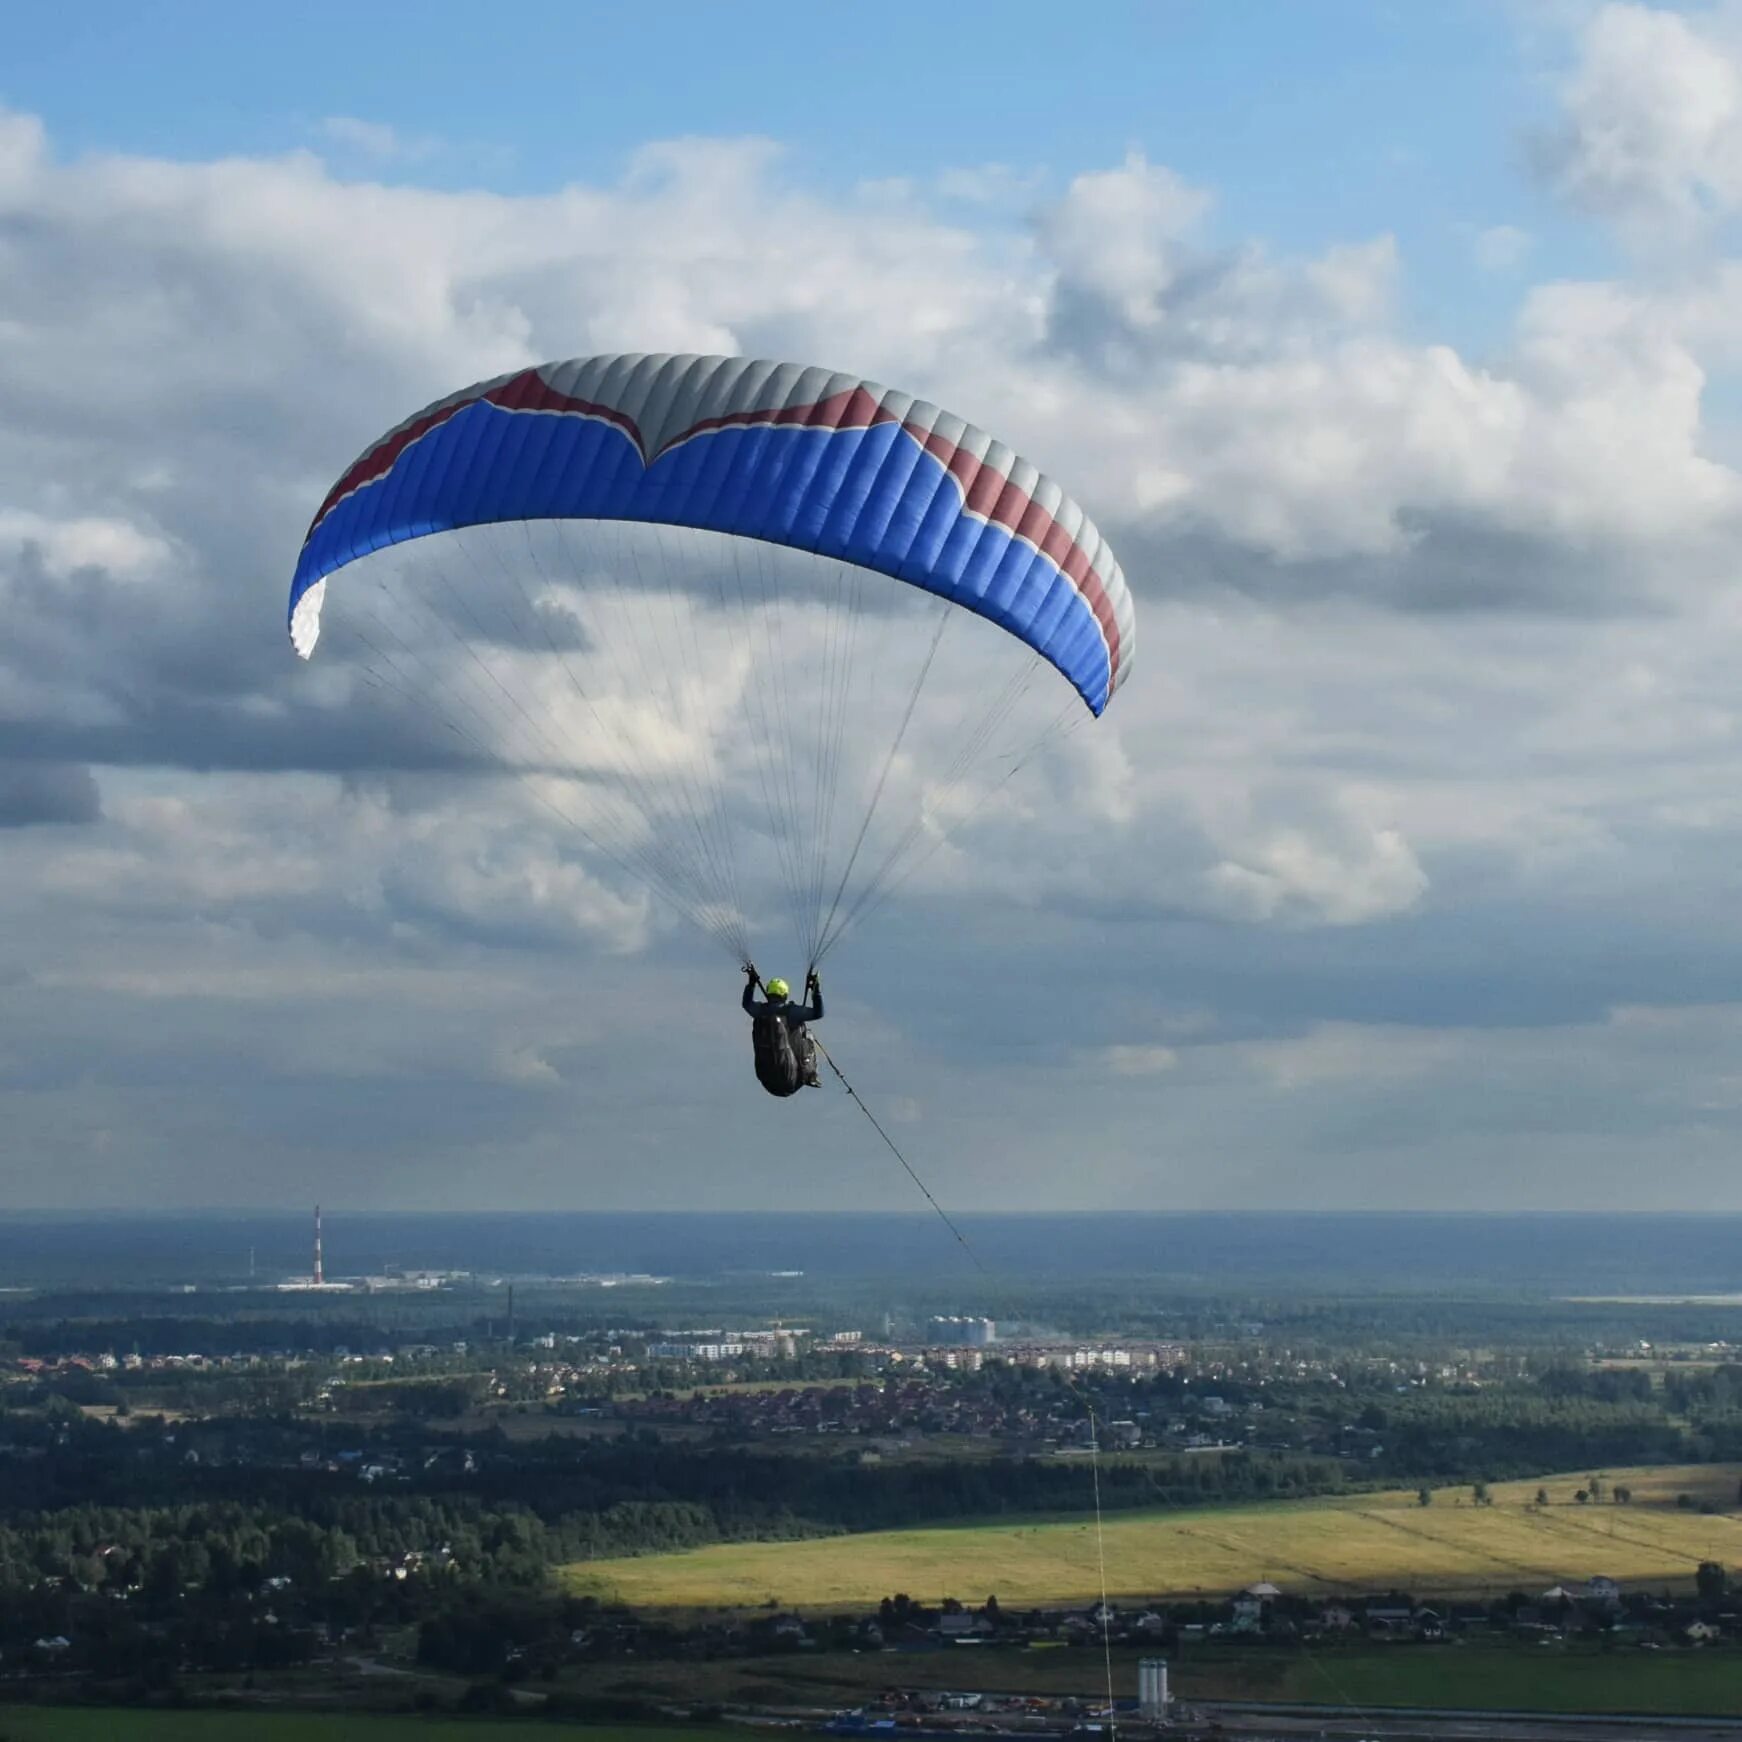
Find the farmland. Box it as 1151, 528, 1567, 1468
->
564, 1463, 1742, 1610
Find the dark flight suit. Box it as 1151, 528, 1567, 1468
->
743, 981, 824, 1097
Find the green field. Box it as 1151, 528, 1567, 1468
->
579, 1643, 1742, 1718
0, 1715, 719, 1742
6, 1646, 1742, 1733
1185, 1645, 1742, 1716
564, 1463, 1742, 1609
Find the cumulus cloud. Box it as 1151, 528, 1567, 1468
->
1010, 151, 1740, 581
380, 825, 653, 954
1203, 814, 1427, 929
1035, 151, 1215, 333
0, 509, 172, 579
1537, 1, 1742, 226
3, 43, 1742, 1205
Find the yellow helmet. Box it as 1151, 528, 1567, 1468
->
766, 977, 790, 999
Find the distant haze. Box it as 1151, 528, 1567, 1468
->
3, 1211, 1741, 1299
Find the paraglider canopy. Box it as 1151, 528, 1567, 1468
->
289, 353, 1135, 966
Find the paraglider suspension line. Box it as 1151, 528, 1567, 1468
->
1085, 1400, 1117, 1733
811, 1038, 1116, 1736
812, 1041, 983, 1274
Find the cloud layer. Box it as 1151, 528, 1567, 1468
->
7, 5, 1742, 1209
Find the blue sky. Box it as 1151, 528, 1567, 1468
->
9, 2, 1606, 351
11, 3, 1742, 1212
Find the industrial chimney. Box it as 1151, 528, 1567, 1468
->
314, 1205, 324, 1287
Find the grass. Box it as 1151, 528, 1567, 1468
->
1184, 1644, 1742, 1716
562, 1462, 1742, 1610
0, 1715, 720, 1742
574, 1643, 1742, 1718
4, 1646, 1739, 1732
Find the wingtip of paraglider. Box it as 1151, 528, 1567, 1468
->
288, 579, 326, 660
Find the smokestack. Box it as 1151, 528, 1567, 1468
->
314, 1205, 324, 1287
506, 1283, 515, 1348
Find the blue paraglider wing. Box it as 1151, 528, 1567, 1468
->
289, 353, 1134, 715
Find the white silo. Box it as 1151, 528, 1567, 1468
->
1138, 1657, 1169, 1719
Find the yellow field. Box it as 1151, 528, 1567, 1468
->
563, 1464, 1742, 1610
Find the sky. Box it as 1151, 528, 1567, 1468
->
8, 1, 1742, 1212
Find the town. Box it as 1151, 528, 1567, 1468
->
0, 1272, 1736, 1737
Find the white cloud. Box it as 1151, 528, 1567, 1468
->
1540, 1, 1742, 225
6, 68, 1742, 1205
0, 108, 44, 198
1035, 151, 1214, 329
0, 509, 172, 579
1473, 223, 1532, 271
316, 116, 437, 163
1204, 817, 1427, 929
1305, 235, 1399, 322
381, 822, 653, 953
